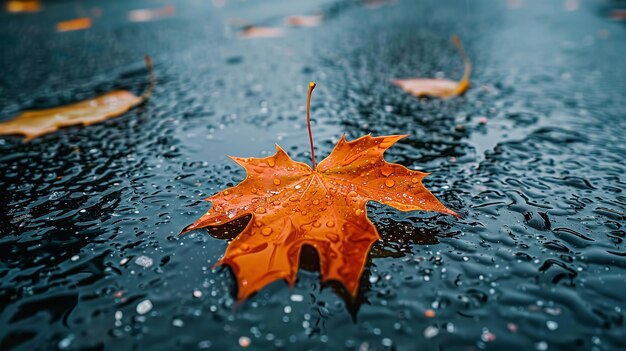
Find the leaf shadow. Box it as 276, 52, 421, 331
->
204, 211, 459, 319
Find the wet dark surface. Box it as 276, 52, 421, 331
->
1, 0, 626, 350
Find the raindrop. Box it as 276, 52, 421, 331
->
255, 207, 266, 214
240, 244, 250, 251
273, 179, 281, 185
424, 326, 438, 338
239, 336, 251, 348
313, 199, 319, 205
58, 335, 75, 350
481, 330, 496, 342
262, 227, 272, 236
290, 294, 304, 302
313, 221, 321, 228
135, 255, 153, 268
326, 221, 335, 228
385, 179, 395, 188
136, 300, 153, 315
267, 158, 276, 167
198, 340, 212, 349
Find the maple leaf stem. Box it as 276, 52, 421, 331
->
307, 81, 317, 170
141, 55, 157, 101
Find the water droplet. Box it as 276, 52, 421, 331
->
326, 221, 335, 228
262, 227, 272, 235
313, 221, 321, 228
273, 179, 281, 185
481, 330, 496, 342
251, 188, 258, 194
312, 199, 319, 205
290, 294, 304, 302
355, 209, 362, 216
223, 190, 230, 195
546, 321, 558, 330
255, 207, 266, 214
273, 200, 281, 206
385, 179, 395, 188
240, 244, 250, 251
136, 300, 153, 315
348, 190, 357, 197
411, 177, 419, 183
267, 158, 275, 167
193, 290, 203, 298
239, 336, 251, 348
58, 335, 75, 349
301, 210, 307, 215
424, 326, 438, 339
134, 255, 153, 268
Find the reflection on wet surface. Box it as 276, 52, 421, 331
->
1, 0, 625, 350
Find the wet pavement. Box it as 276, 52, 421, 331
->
1, 0, 626, 350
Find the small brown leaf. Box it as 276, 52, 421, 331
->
128, 5, 175, 23
0, 56, 156, 142
285, 15, 323, 27
392, 36, 471, 99
611, 9, 626, 21
238, 25, 286, 38
56, 17, 92, 32
363, 0, 397, 9
6, 0, 41, 13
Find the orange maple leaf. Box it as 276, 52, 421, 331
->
0, 56, 155, 142
182, 83, 458, 300
392, 35, 471, 99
